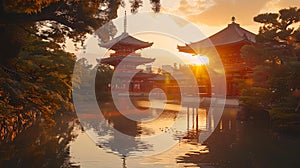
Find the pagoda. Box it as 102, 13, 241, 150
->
178, 17, 256, 96
98, 12, 155, 93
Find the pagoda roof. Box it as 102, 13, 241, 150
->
99, 32, 153, 51
178, 22, 256, 53
99, 56, 155, 66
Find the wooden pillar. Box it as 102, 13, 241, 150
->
187, 106, 189, 131
196, 108, 199, 132
219, 120, 223, 131
207, 108, 211, 131
192, 107, 195, 129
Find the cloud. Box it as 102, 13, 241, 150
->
159, 0, 298, 36
189, 0, 273, 26
277, 0, 300, 8
260, 0, 300, 13
165, 0, 272, 26
162, 0, 213, 16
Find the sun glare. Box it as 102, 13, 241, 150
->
186, 54, 209, 65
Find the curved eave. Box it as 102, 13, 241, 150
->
99, 32, 154, 51
100, 42, 153, 51
177, 45, 195, 54
178, 22, 256, 55
99, 56, 155, 66
178, 39, 254, 54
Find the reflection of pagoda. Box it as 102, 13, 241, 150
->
98, 12, 155, 93
178, 17, 256, 96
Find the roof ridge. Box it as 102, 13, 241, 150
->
192, 22, 239, 43
233, 23, 247, 38
99, 32, 153, 50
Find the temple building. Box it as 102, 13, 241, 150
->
178, 17, 256, 96
98, 12, 155, 93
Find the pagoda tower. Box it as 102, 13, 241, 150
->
178, 17, 256, 96
98, 12, 155, 93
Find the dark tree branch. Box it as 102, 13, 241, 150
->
18, 25, 49, 41
0, 1, 63, 25
0, 0, 4, 14
50, 15, 78, 30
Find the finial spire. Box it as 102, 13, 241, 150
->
124, 10, 127, 33
231, 16, 236, 23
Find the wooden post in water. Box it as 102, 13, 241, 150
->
192, 107, 195, 129
196, 108, 199, 132
207, 107, 211, 131
122, 156, 127, 168
187, 106, 189, 131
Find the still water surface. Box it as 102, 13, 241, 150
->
1, 99, 300, 168
71, 99, 216, 168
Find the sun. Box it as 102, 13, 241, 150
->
188, 55, 210, 65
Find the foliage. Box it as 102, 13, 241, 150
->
269, 106, 300, 135
0, 113, 78, 167
240, 7, 300, 132
88, 62, 113, 101
0, 29, 76, 142
0, 0, 161, 142
95, 64, 113, 93
72, 58, 93, 91
240, 87, 272, 111
72, 58, 113, 102
0, 0, 161, 62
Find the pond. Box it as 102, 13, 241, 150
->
1, 98, 300, 168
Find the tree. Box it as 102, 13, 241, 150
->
95, 64, 113, 92
0, 34, 76, 142
241, 7, 300, 133
0, 0, 161, 62
0, 0, 162, 142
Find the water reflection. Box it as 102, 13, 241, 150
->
0, 113, 78, 168
75, 98, 300, 168
79, 112, 152, 159
77, 100, 176, 159
176, 109, 300, 168
2, 99, 300, 167
74, 96, 224, 167
177, 108, 238, 167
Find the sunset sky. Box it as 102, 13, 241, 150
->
76, 0, 299, 67
163, 0, 298, 31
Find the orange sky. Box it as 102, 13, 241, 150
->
114, 0, 299, 36
160, 0, 299, 35
73, 0, 299, 66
